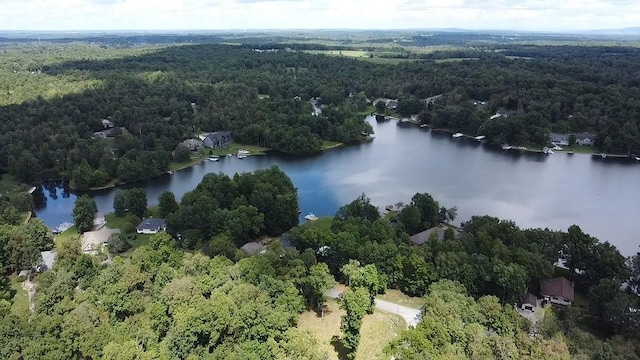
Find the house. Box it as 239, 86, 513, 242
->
575, 133, 596, 146
180, 139, 203, 151
550, 133, 570, 146
82, 228, 120, 255
241, 242, 266, 255
409, 225, 461, 246
203, 131, 232, 149
540, 277, 575, 306
521, 293, 538, 312
136, 218, 167, 234
101, 118, 114, 129
386, 100, 398, 110
93, 126, 127, 139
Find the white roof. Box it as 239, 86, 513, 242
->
82, 228, 120, 253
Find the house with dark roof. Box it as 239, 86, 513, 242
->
203, 131, 232, 148
409, 225, 461, 246
101, 118, 114, 129
136, 218, 167, 234
180, 138, 203, 151
540, 277, 575, 306
575, 133, 596, 146
241, 242, 266, 255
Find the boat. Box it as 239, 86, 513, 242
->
452, 133, 463, 138
567, 151, 574, 155
501, 144, 512, 150
304, 213, 319, 221
226, 154, 233, 157
600, 153, 607, 159
208, 156, 220, 161
543, 147, 554, 155
237, 154, 247, 159
474, 135, 486, 140
52, 222, 74, 234
238, 149, 250, 156
635, 156, 640, 161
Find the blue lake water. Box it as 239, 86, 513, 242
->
34, 116, 640, 256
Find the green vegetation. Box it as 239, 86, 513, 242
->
303, 216, 333, 232
297, 298, 405, 360
206, 141, 269, 156
376, 289, 425, 309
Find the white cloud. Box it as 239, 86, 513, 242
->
0, 0, 638, 31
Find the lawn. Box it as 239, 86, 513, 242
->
168, 154, 205, 171
9, 276, 30, 316
304, 216, 333, 232
0, 174, 29, 197
55, 225, 80, 243
297, 298, 405, 360
376, 289, 425, 309
206, 141, 269, 156
322, 141, 343, 150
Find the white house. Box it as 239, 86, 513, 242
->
136, 218, 167, 234
521, 293, 538, 312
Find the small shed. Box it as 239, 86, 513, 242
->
521, 293, 537, 312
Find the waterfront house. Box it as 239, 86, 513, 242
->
540, 277, 575, 306
203, 131, 232, 148
136, 218, 167, 234
409, 225, 461, 245
93, 126, 127, 139
180, 138, 203, 151
575, 133, 596, 146
550, 133, 570, 146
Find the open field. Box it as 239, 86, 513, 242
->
207, 141, 268, 156
297, 298, 405, 360
168, 154, 205, 171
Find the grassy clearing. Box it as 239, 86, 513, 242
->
297, 298, 405, 360
55, 225, 80, 243
0, 174, 29, 197
9, 276, 30, 316
322, 141, 343, 150
304, 216, 333, 232
206, 141, 269, 156
168, 154, 205, 171
376, 289, 425, 309
434, 57, 480, 63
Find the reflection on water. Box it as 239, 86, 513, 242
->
34, 116, 640, 256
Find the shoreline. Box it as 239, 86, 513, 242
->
406, 121, 636, 159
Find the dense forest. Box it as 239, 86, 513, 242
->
1, 41, 640, 191
2, 172, 639, 358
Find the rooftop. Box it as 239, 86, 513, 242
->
540, 277, 575, 301
136, 218, 166, 231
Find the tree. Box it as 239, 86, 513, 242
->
173, 144, 191, 163
73, 195, 97, 233
158, 191, 179, 218
341, 260, 384, 313
399, 205, 422, 235
411, 193, 440, 228
107, 233, 131, 254
562, 225, 596, 279
375, 100, 386, 114
113, 189, 128, 216
22, 218, 53, 250
306, 263, 335, 318
126, 188, 147, 218
339, 287, 370, 359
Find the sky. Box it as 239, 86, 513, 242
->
1, 0, 638, 32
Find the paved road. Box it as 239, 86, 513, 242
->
325, 286, 422, 327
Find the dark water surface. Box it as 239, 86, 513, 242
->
34, 116, 640, 256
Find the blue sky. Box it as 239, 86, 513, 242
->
2, 0, 638, 31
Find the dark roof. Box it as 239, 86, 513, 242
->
205, 131, 232, 141
550, 133, 569, 142
409, 226, 460, 245
540, 277, 575, 301
136, 218, 166, 231
523, 293, 537, 306
574, 133, 596, 141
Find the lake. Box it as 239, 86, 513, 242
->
34, 116, 640, 256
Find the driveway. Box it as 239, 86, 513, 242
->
325, 285, 422, 327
